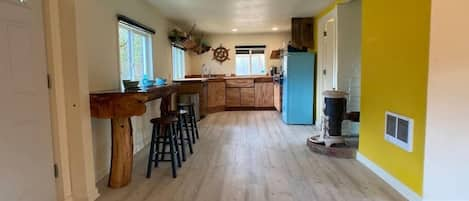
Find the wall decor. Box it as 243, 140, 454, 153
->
212, 44, 230, 64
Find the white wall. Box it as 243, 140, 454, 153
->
189, 32, 291, 75
77, 0, 174, 181
423, 0, 469, 200
337, 0, 361, 135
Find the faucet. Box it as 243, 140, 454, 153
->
201, 64, 212, 78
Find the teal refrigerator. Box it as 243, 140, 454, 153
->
282, 52, 315, 125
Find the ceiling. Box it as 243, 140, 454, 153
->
147, 0, 335, 34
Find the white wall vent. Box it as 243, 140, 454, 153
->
384, 112, 414, 152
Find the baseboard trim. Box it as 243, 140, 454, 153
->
63, 195, 73, 201
71, 190, 100, 201
356, 152, 422, 201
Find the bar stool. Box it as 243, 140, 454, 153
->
147, 116, 182, 178
168, 109, 194, 161
178, 103, 200, 144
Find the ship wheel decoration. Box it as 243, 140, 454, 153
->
212, 44, 230, 64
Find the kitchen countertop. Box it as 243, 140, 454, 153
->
174, 76, 273, 83
172, 78, 209, 82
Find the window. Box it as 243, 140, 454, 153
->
235, 46, 266, 75
118, 22, 153, 85
384, 112, 414, 152
172, 46, 185, 80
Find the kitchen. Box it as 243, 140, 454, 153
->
172, 23, 315, 123
90, 18, 318, 189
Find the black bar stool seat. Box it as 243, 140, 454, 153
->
150, 115, 178, 125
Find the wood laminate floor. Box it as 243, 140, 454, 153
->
96, 111, 405, 201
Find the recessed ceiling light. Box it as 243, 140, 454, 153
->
272, 27, 279, 31
232, 28, 238, 32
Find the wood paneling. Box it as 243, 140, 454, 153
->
240, 88, 255, 106
208, 82, 226, 107
255, 83, 274, 107
274, 82, 282, 112
226, 79, 254, 88
226, 88, 241, 107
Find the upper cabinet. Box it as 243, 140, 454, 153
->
291, 17, 315, 49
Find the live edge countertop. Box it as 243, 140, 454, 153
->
173, 76, 273, 83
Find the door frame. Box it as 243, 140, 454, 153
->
43, 0, 73, 200
316, 7, 338, 127
43, 0, 100, 200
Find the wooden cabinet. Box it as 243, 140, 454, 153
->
255, 83, 274, 107
292, 17, 314, 49
208, 82, 226, 107
241, 88, 255, 106
212, 77, 275, 109
226, 88, 241, 107
175, 81, 208, 118
274, 82, 282, 112
226, 79, 254, 88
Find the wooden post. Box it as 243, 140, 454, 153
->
109, 117, 134, 188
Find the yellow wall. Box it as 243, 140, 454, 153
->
359, 0, 431, 195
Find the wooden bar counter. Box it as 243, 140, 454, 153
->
89, 84, 176, 188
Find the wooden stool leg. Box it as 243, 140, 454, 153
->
183, 114, 194, 154
160, 126, 168, 161
146, 124, 157, 178
191, 106, 200, 139
188, 112, 196, 144
168, 125, 177, 178
177, 116, 187, 161
154, 124, 161, 168
172, 123, 182, 168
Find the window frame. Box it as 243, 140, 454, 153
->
172, 45, 186, 80
235, 48, 266, 76
117, 21, 154, 87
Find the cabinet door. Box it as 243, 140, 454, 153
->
291, 18, 303, 48
274, 83, 281, 111
240, 88, 255, 106
300, 18, 314, 48
208, 82, 226, 107
255, 83, 274, 107
291, 17, 314, 48
226, 88, 241, 107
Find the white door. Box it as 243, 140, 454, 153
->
316, 17, 338, 126
0, 0, 56, 200
322, 19, 337, 91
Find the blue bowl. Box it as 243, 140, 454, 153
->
156, 78, 167, 85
